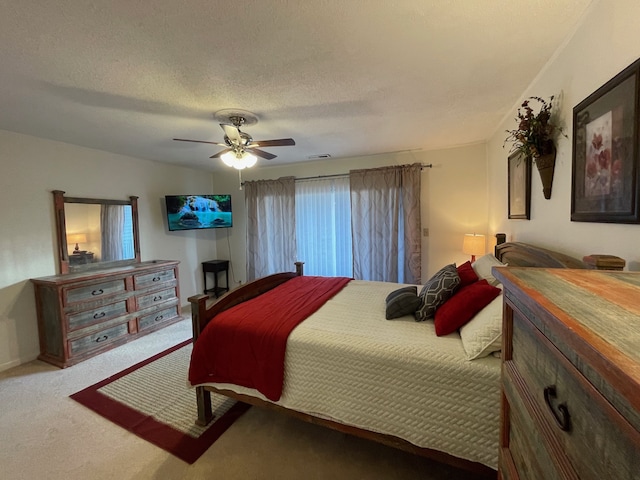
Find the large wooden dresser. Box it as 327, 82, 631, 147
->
31, 260, 181, 368
493, 267, 640, 479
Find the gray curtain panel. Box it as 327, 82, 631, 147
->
349, 163, 421, 284
244, 176, 297, 281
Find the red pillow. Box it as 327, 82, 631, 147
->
434, 279, 501, 336
457, 261, 479, 287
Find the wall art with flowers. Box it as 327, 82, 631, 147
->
571, 58, 640, 223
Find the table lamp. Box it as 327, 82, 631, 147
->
463, 233, 485, 262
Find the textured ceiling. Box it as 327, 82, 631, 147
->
0, 0, 593, 171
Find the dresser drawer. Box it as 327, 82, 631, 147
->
138, 305, 179, 331
64, 278, 127, 305
67, 300, 129, 331
502, 376, 569, 480
134, 268, 176, 289
136, 287, 177, 309
68, 322, 130, 356
510, 312, 640, 480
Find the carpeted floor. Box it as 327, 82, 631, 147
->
0, 316, 493, 480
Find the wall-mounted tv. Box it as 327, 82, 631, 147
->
165, 195, 232, 231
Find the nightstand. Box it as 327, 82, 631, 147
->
202, 260, 229, 298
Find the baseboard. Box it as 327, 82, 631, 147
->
0, 353, 37, 373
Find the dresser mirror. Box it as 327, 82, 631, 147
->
53, 190, 141, 274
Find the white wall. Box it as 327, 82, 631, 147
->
0, 130, 217, 370
212, 144, 488, 284
487, 0, 640, 269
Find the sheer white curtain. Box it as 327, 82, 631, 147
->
100, 205, 124, 261
244, 177, 296, 281
295, 176, 352, 277
350, 163, 422, 283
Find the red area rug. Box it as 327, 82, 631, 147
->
71, 340, 250, 463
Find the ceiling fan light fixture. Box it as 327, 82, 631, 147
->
220, 150, 257, 170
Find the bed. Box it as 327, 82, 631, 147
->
187, 241, 585, 477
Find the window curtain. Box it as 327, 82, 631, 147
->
244, 176, 296, 281
349, 163, 422, 284
295, 176, 353, 277
100, 205, 124, 261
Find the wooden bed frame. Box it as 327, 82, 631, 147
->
187, 242, 585, 477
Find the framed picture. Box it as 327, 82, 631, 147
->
571, 58, 640, 223
508, 150, 531, 219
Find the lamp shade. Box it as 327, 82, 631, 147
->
220, 150, 258, 170
462, 233, 485, 259
66, 233, 87, 245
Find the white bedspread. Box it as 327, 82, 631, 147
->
200, 280, 501, 469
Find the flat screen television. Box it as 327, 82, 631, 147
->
165, 195, 232, 231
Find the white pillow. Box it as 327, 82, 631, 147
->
459, 292, 503, 360
471, 253, 506, 287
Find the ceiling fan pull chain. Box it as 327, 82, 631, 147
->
238, 169, 243, 190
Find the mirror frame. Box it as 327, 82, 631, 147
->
53, 190, 141, 274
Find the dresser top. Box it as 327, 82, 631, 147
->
494, 267, 640, 385
31, 259, 179, 285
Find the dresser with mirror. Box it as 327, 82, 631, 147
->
31, 191, 182, 367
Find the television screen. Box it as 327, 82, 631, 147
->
165, 195, 232, 231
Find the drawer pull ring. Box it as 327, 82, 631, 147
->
93, 311, 106, 319
95, 335, 108, 343
155, 315, 164, 322
153, 295, 162, 301
92, 289, 104, 296
544, 385, 571, 432
152, 276, 161, 282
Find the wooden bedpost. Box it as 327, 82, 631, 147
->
295, 261, 304, 276
188, 293, 214, 426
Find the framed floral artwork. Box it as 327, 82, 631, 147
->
508, 151, 531, 219
571, 58, 640, 223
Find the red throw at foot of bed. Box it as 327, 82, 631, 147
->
188, 275, 351, 401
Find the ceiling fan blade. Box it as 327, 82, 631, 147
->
220, 124, 243, 145
210, 148, 232, 159
173, 138, 226, 146
251, 148, 277, 160
251, 138, 296, 147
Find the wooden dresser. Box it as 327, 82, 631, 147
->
31, 260, 182, 368
493, 267, 640, 479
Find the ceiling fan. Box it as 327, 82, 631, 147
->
173, 111, 295, 169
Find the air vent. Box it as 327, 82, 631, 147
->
308, 154, 332, 159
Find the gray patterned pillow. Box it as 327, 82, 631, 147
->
385, 286, 421, 320
415, 264, 461, 322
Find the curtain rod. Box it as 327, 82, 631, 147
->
294, 163, 432, 182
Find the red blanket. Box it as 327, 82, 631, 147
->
188, 276, 351, 401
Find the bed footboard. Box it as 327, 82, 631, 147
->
189, 262, 304, 426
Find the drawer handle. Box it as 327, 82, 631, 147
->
93, 311, 106, 319
91, 288, 104, 296
152, 276, 161, 282
95, 335, 109, 343
544, 385, 571, 432
154, 315, 164, 322
153, 295, 163, 302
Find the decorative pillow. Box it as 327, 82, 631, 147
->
471, 254, 506, 287
434, 279, 501, 336
459, 292, 504, 360
385, 286, 421, 319
414, 264, 460, 322
457, 261, 479, 287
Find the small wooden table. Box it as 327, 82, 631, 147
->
202, 260, 229, 298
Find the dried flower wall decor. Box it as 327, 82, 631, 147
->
504, 96, 567, 199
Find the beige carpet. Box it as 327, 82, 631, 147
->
0, 316, 492, 480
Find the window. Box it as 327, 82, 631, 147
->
295, 177, 353, 277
